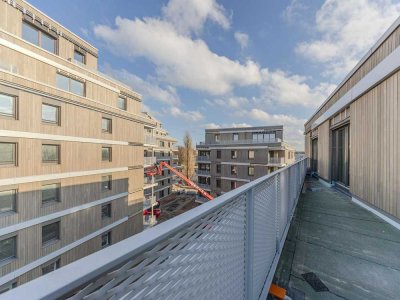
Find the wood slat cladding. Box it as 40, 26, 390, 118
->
317, 121, 330, 181
350, 70, 400, 218
305, 24, 400, 132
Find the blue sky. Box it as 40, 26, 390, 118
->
29, 0, 400, 150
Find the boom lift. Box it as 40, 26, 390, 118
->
145, 161, 214, 201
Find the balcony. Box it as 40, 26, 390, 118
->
144, 134, 157, 146
197, 155, 211, 162
197, 169, 211, 176
144, 176, 158, 189
268, 157, 285, 166
143, 214, 157, 228
2, 159, 309, 299
144, 156, 156, 167
198, 138, 282, 146
197, 183, 212, 190
143, 196, 157, 209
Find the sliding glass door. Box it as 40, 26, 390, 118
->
331, 125, 350, 186
311, 138, 318, 173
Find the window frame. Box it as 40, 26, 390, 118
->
248, 166, 255, 176
41, 103, 60, 125
101, 146, 112, 162
101, 231, 112, 248
216, 164, 221, 174
248, 150, 255, 159
102, 175, 112, 191
42, 144, 60, 164
101, 117, 112, 133
41, 258, 60, 275
73, 50, 86, 64
216, 150, 221, 159
232, 133, 239, 141
117, 97, 127, 111
0, 235, 17, 264
216, 178, 221, 188
231, 165, 237, 175
56, 73, 85, 97
0, 142, 17, 166
231, 150, 238, 159
0, 93, 17, 119
41, 183, 61, 205
22, 21, 57, 54
42, 221, 60, 246
0, 189, 17, 215
101, 203, 112, 219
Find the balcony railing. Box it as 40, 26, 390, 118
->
197, 169, 211, 176
143, 214, 157, 228
197, 155, 211, 162
144, 156, 156, 166
144, 134, 157, 145
268, 157, 285, 165
198, 138, 282, 146
197, 183, 211, 190
3, 159, 307, 300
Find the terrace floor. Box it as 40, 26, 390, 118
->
273, 176, 400, 300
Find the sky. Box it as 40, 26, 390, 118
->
29, 0, 400, 150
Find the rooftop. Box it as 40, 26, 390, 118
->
205, 125, 283, 133
274, 177, 400, 299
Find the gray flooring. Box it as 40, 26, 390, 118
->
273, 177, 400, 300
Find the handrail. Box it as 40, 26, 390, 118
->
1, 158, 308, 300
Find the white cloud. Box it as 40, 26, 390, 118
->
295, 0, 400, 78
205, 122, 221, 129
282, 0, 308, 25
162, 0, 230, 35
234, 31, 249, 49
94, 16, 261, 95
102, 65, 180, 105
206, 96, 249, 109
260, 68, 336, 107
169, 107, 204, 122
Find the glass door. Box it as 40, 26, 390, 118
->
311, 138, 318, 173
331, 125, 350, 186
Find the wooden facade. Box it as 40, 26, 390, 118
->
0, 0, 155, 289
305, 17, 400, 220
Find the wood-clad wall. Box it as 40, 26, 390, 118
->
351, 70, 400, 218
305, 24, 400, 132
317, 121, 330, 181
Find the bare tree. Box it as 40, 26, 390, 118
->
180, 132, 195, 179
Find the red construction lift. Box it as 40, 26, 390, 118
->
145, 161, 214, 201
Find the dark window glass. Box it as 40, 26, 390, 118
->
0, 94, 16, 118
101, 231, 111, 248
216, 179, 221, 188
42, 144, 60, 163
101, 203, 111, 218
216, 164, 221, 173
102, 175, 112, 191
42, 221, 60, 245
42, 103, 59, 124
22, 22, 39, 46
0, 143, 16, 165
216, 150, 221, 159
42, 184, 60, 204
0, 237, 16, 262
102, 147, 111, 161
117, 97, 127, 110
0, 190, 16, 214
42, 259, 60, 275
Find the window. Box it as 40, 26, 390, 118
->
101, 203, 111, 219
160, 190, 164, 198
0, 143, 16, 166
216, 150, 221, 159
216, 179, 221, 188
56, 73, 85, 96
0, 189, 16, 214
42, 144, 60, 163
102, 232, 111, 248
42, 183, 60, 205
117, 97, 127, 110
74, 50, 85, 64
248, 150, 255, 159
42, 103, 60, 125
215, 134, 220, 142
233, 133, 239, 141
0, 236, 16, 262
248, 166, 255, 176
42, 221, 60, 245
231, 166, 237, 175
42, 259, 60, 275
0, 281, 17, 294
102, 175, 112, 191
216, 164, 221, 174
102, 117, 112, 133
160, 141, 165, 147
264, 132, 276, 141
102, 147, 112, 161
252, 132, 264, 141
231, 181, 236, 190
22, 22, 56, 53
0, 93, 16, 118
231, 150, 237, 159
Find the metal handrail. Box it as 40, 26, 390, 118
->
198, 138, 282, 146
2, 158, 308, 300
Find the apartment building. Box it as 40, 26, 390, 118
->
196, 126, 295, 196
304, 17, 400, 225
0, 0, 154, 291
142, 113, 178, 227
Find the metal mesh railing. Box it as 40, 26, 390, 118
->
2, 159, 307, 300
